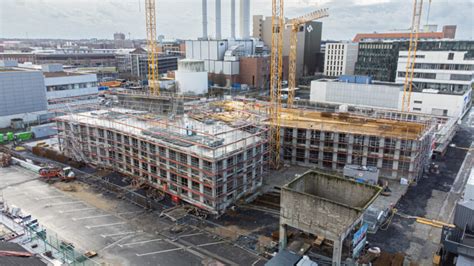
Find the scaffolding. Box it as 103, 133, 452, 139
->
55, 103, 268, 214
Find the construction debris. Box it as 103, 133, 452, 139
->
0, 152, 11, 167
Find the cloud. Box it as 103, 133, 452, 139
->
0, 0, 472, 40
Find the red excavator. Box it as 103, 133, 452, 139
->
39, 166, 76, 183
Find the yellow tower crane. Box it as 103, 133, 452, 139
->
287, 8, 329, 108
269, 0, 284, 168
145, 0, 160, 95
401, 0, 424, 111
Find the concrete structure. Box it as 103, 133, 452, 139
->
239, 0, 250, 39
280, 170, 380, 264
0, 62, 47, 128
215, 0, 222, 40
253, 15, 323, 77
353, 25, 457, 42
202, 0, 208, 38
230, 0, 236, 39
175, 60, 208, 94
55, 108, 267, 214
310, 78, 472, 120
324, 42, 358, 76
396, 49, 474, 94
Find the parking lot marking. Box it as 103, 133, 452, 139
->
118, 238, 163, 247
72, 214, 112, 221
116, 211, 142, 216
178, 232, 204, 238
44, 201, 82, 207
35, 195, 68, 200
59, 207, 95, 213
136, 247, 183, 256
101, 231, 136, 238
135, 240, 228, 257
197, 240, 227, 247
100, 234, 135, 251
86, 222, 126, 229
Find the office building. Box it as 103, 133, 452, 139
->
324, 42, 359, 77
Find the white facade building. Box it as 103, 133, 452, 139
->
324, 42, 359, 76
310, 79, 472, 120
41, 65, 98, 111
396, 50, 473, 94
175, 60, 208, 94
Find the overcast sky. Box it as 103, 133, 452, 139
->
0, 0, 472, 40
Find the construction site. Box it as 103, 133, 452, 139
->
0, 0, 472, 265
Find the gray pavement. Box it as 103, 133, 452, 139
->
0, 165, 266, 266
367, 109, 474, 265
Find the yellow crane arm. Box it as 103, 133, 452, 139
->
287, 8, 329, 108
145, 0, 160, 95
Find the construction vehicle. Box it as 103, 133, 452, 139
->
38, 166, 76, 182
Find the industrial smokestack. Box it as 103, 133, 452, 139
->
239, 0, 250, 39
230, 0, 236, 39
202, 0, 208, 38
215, 0, 222, 40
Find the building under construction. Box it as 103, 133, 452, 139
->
209, 100, 436, 182
55, 106, 268, 214
55, 98, 435, 213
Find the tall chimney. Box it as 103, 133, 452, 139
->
239, 0, 250, 39
215, 0, 222, 40
202, 0, 208, 39
230, 0, 236, 39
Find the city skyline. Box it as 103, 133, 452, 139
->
1, 0, 472, 40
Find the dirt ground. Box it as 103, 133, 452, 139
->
53, 181, 119, 212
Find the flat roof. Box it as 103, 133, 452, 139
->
212, 101, 429, 140
56, 108, 262, 160
43, 71, 85, 78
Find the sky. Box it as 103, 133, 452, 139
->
0, 0, 472, 40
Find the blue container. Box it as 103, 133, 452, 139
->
98, 86, 109, 91
355, 75, 372, 84
339, 75, 356, 83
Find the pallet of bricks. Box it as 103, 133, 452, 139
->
0, 152, 11, 167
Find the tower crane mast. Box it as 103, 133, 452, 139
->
401, 0, 424, 112
287, 8, 329, 107
269, 0, 284, 168
145, 0, 160, 95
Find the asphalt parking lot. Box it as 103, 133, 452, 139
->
0, 166, 266, 265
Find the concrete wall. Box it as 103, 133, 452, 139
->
281, 186, 361, 240
289, 172, 379, 209
0, 70, 47, 117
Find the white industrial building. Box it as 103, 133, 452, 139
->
16, 63, 99, 113
186, 0, 265, 81
324, 42, 359, 77
175, 59, 208, 94
396, 50, 474, 94
43, 65, 98, 111
310, 78, 472, 120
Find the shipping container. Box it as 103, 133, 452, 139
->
0, 133, 3, 143
6, 132, 14, 141
15, 131, 33, 141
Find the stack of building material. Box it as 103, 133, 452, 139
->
0, 152, 11, 167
